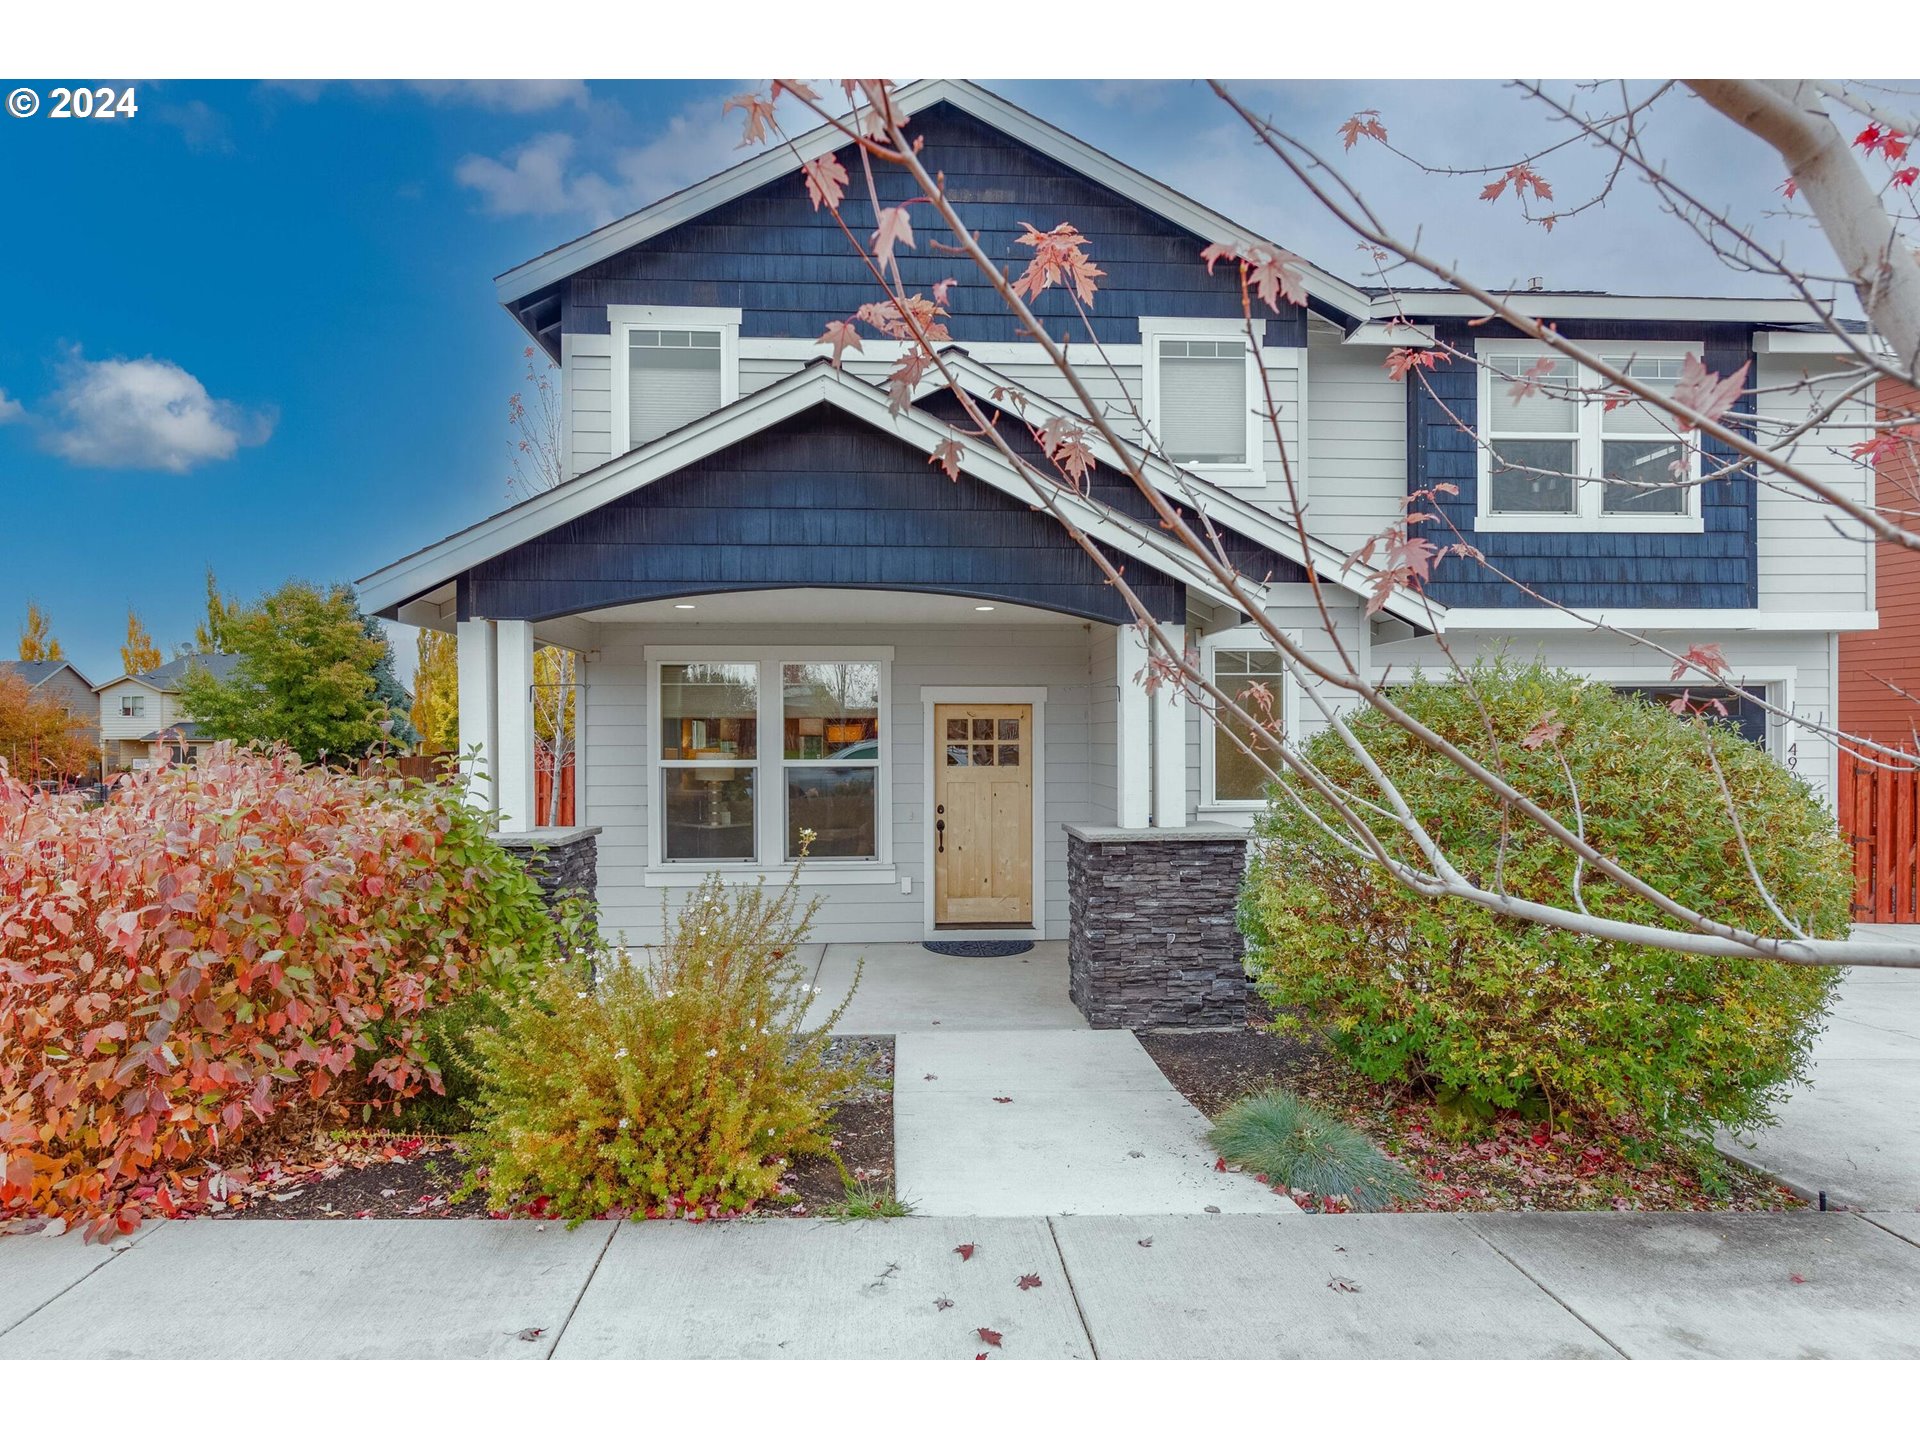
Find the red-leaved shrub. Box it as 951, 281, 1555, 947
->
1, 745, 550, 1239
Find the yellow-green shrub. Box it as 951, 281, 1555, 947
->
1239, 660, 1853, 1143
456, 871, 858, 1221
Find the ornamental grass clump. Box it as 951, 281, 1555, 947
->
1210, 1089, 1421, 1211
0, 746, 551, 1239
1239, 659, 1853, 1146
456, 866, 860, 1223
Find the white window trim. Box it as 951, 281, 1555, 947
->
609, 304, 742, 457
643, 644, 894, 886
1474, 338, 1706, 534
1139, 316, 1272, 488
1198, 625, 1299, 816
919, 685, 1048, 941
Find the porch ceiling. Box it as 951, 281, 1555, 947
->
576, 588, 1091, 627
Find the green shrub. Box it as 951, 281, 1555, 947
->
456, 869, 859, 1222
1239, 659, 1852, 1144
1209, 1089, 1420, 1210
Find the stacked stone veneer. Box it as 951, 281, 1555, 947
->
1066, 824, 1251, 1029
495, 826, 601, 913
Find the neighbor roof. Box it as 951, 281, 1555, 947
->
0, 658, 95, 691
98, 651, 245, 693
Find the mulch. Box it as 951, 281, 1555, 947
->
1138, 1025, 1806, 1215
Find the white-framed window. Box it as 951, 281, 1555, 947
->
647, 646, 892, 879
1140, 317, 1267, 485
1199, 627, 1294, 811
609, 305, 741, 453
1476, 340, 1705, 533
120, 693, 145, 718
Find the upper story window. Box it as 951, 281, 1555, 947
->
609, 305, 740, 454
120, 693, 145, 718
1140, 317, 1265, 485
1478, 342, 1703, 533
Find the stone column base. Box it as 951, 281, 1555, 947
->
495, 826, 601, 914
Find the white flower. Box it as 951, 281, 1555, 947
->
665, 989, 675, 998
575, 991, 587, 1000
739, 1043, 747, 1052
706, 1048, 718, 1058
767, 1128, 775, 1136
618, 1118, 630, 1130
614, 1048, 628, 1060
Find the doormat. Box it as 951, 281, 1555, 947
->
923, 940, 1034, 958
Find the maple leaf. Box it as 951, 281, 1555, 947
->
1779, 176, 1799, 199
930, 437, 965, 481
882, 349, 933, 414
1507, 354, 1559, 403
1214, 1157, 1227, 1172
871, 206, 916, 269
1520, 710, 1565, 751
1482, 163, 1552, 205
855, 295, 949, 344
770, 79, 819, 104
817, 320, 863, 369
723, 92, 777, 148
1672, 642, 1731, 682
1337, 110, 1388, 150
1137, 1236, 1153, 1248
1856, 123, 1887, 154
1013, 222, 1106, 306
934, 1296, 954, 1310
1384, 347, 1438, 382
1853, 425, 1920, 464
1671, 353, 1749, 427
975, 1353, 988, 1361
992, 1095, 1014, 1104
1035, 413, 1097, 487
1201, 241, 1307, 312
1790, 1272, 1807, 1284
954, 1243, 976, 1261
1327, 1276, 1361, 1293
802, 153, 848, 212
1895, 167, 1919, 189
1016, 1273, 1043, 1290
932, 276, 958, 307
977, 1327, 1003, 1348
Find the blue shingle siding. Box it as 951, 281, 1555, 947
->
457, 405, 1185, 624
1411, 320, 1758, 610
550, 103, 1307, 349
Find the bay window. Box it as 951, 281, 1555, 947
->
1478, 342, 1704, 532
649, 648, 890, 876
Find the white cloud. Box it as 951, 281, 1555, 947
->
268, 80, 589, 113
151, 98, 234, 154
0, 388, 22, 425
43, 351, 274, 473
456, 88, 753, 228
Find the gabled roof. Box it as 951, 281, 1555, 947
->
493, 78, 1375, 332
95, 651, 243, 693
0, 658, 94, 692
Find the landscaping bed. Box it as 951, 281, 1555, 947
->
1139, 1027, 1805, 1215
196, 1036, 896, 1223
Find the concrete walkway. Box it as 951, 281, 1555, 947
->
3, 1211, 1916, 1359
1715, 929, 1920, 1212
806, 941, 1086, 1032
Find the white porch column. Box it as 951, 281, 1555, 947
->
1115, 625, 1152, 828
455, 618, 498, 813
1151, 623, 1188, 829
494, 619, 536, 832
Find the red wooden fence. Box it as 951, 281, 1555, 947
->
1840, 756, 1920, 922
534, 749, 576, 827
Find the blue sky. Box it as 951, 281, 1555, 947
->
0, 77, 1822, 684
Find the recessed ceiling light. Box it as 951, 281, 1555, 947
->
673, 602, 696, 610
974, 605, 995, 612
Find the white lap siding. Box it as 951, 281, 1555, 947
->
583, 619, 1111, 945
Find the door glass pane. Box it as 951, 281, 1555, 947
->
660, 662, 757, 759
1213, 649, 1284, 803
946, 718, 968, 741
787, 766, 877, 859
997, 718, 1020, 739
662, 770, 755, 861
783, 662, 880, 759
1600, 440, 1689, 514
998, 744, 1020, 767
972, 718, 993, 739
1487, 439, 1577, 514
971, 744, 994, 766
946, 745, 969, 766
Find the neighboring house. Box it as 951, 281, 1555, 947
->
95, 652, 244, 771
1, 658, 99, 737
358, 79, 1875, 957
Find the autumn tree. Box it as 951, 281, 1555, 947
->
724, 79, 1920, 969
0, 670, 93, 781
16, 603, 63, 664
179, 581, 406, 763
411, 628, 460, 755
120, 610, 162, 676
193, 566, 241, 654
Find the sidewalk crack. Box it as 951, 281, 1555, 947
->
544, 1222, 619, 1359
0, 1223, 157, 1342
1045, 1217, 1100, 1360
1463, 1220, 1629, 1360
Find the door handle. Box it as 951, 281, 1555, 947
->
936, 818, 945, 854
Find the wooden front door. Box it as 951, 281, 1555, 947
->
933, 703, 1033, 925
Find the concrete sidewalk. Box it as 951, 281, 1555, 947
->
3, 1211, 1915, 1359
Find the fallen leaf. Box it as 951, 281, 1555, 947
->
1328, 1276, 1361, 1293
517, 1327, 547, 1341
934, 1297, 954, 1311
954, 1243, 976, 1261
977, 1327, 1003, 1348
924, 1074, 937, 1081
1017, 1273, 1043, 1291
992, 1097, 1013, 1104
1137, 1237, 1153, 1248
1214, 1158, 1227, 1172
1790, 1272, 1807, 1284
975, 1353, 988, 1360
1204, 1205, 1221, 1214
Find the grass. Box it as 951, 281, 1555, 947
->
1210, 1087, 1422, 1212
824, 1179, 913, 1221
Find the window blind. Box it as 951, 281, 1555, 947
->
1158, 340, 1247, 464
629, 330, 723, 447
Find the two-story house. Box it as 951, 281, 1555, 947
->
0, 658, 99, 776
96, 652, 243, 771
357, 80, 1874, 985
